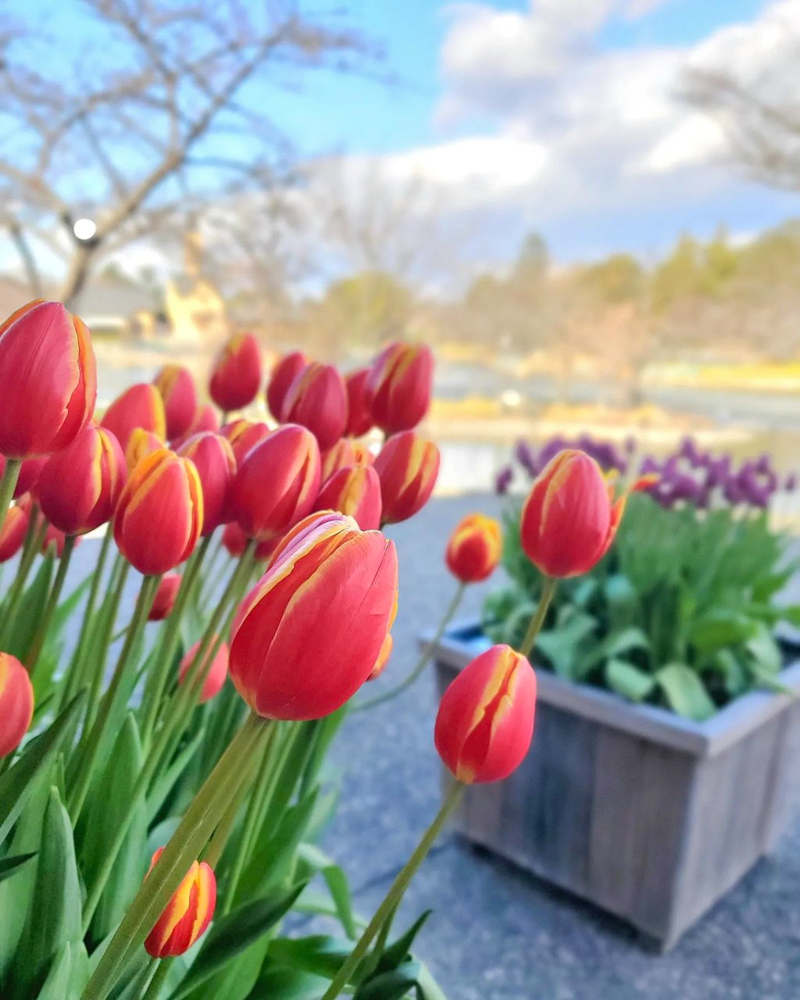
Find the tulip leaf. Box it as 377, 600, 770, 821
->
416, 963, 449, 1000
12, 785, 82, 999
0, 851, 36, 884
296, 843, 356, 939
146, 724, 206, 824
168, 881, 308, 1000
374, 911, 431, 976
4, 555, 54, 663
690, 611, 760, 654
35, 941, 90, 1000
656, 663, 717, 721
0, 690, 85, 846
267, 935, 351, 980
247, 964, 330, 1000
354, 962, 422, 1000
605, 658, 655, 703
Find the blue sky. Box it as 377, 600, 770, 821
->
3, 0, 800, 285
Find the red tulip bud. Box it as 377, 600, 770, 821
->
179, 638, 228, 703
321, 438, 373, 483
221, 418, 271, 466
367, 341, 433, 435
222, 520, 248, 558
281, 362, 348, 450
445, 514, 502, 584
314, 464, 382, 530
209, 333, 262, 412
344, 367, 374, 438
0, 456, 49, 500
0, 652, 34, 757
101, 383, 166, 453
125, 428, 164, 471
114, 449, 203, 575
38, 424, 126, 536
230, 511, 398, 719
520, 449, 628, 578
154, 364, 198, 440
171, 403, 220, 448
0, 301, 97, 459
373, 430, 440, 524
0, 505, 28, 562
266, 351, 307, 421
148, 573, 182, 621
435, 644, 536, 784
178, 432, 236, 535
231, 424, 320, 541
144, 849, 216, 958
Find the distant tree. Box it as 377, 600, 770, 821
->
0, 0, 369, 306
650, 234, 705, 313
310, 270, 413, 356
576, 253, 644, 304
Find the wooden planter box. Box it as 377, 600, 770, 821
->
428, 621, 800, 949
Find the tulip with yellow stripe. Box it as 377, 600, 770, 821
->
178, 432, 236, 535
154, 363, 198, 440
0, 652, 34, 758
314, 464, 382, 531
280, 362, 348, 450
221, 418, 271, 466
446, 513, 502, 584
143, 849, 217, 958
231, 424, 320, 541
125, 427, 164, 471
373, 430, 439, 525
114, 449, 203, 575
101, 383, 166, 454
266, 350, 307, 421
435, 644, 537, 784
229, 510, 398, 720
0, 300, 97, 460
367, 341, 433, 435
209, 332, 262, 413
321, 437, 373, 483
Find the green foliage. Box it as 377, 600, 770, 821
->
485, 493, 800, 720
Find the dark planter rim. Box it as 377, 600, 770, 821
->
423, 618, 800, 759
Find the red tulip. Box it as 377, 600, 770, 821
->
101, 383, 166, 454
179, 637, 228, 703
280, 362, 348, 450
114, 449, 203, 575
148, 573, 182, 621
435, 644, 536, 784
230, 511, 398, 720
445, 514, 503, 584
368, 633, 393, 681
321, 438, 373, 483
0, 300, 97, 459
314, 464, 382, 530
0, 652, 34, 757
153, 364, 198, 440
38, 424, 126, 536
178, 433, 236, 535
344, 367, 373, 438
209, 332, 262, 412
144, 849, 216, 958
172, 403, 220, 448
222, 520, 248, 558
373, 430, 440, 524
0, 505, 28, 562
221, 418, 271, 466
231, 424, 320, 541
367, 342, 433, 435
125, 428, 164, 471
520, 449, 631, 579
266, 350, 307, 421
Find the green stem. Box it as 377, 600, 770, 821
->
0, 458, 20, 533
81, 557, 130, 733
80, 714, 271, 1000
1, 505, 46, 638
140, 959, 170, 1000
221, 722, 280, 913
519, 576, 557, 658
139, 535, 212, 747
60, 528, 113, 711
69, 574, 160, 823
356, 583, 466, 712
319, 782, 465, 1000
26, 534, 76, 677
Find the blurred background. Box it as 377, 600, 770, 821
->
1, 0, 799, 491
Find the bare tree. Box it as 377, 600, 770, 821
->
0, 0, 371, 306
682, 49, 800, 191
